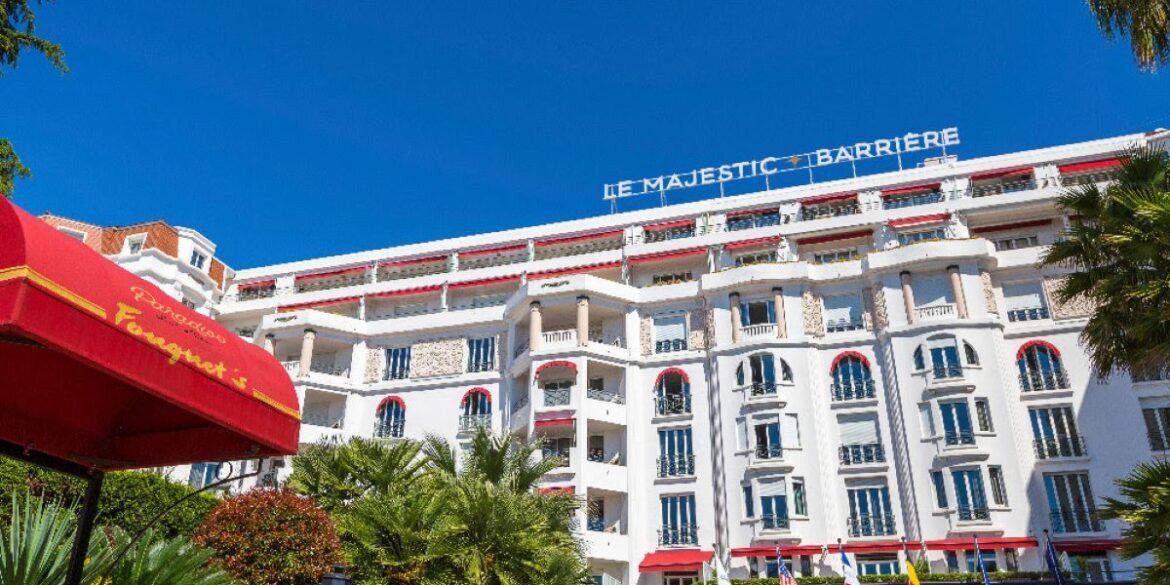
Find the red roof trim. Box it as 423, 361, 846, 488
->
795, 229, 872, 246
881, 183, 942, 197
461, 243, 528, 258
970, 167, 1033, 181
831, 350, 870, 370
644, 219, 695, 231
724, 236, 781, 251
726, 208, 776, 219
971, 219, 1053, 235
529, 261, 622, 280
278, 296, 360, 312
800, 191, 857, 205
448, 275, 521, 289
376, 395, 404, 412
888, 213, 951, 228
654, 367, 690, 386
639, 549, 714, 573
237, 279, 275, 290
535, 229, 624, 248
536, 486, 575, 495
1052, 538, 1124, 552
378, 255, 447, 268
1058, 158, 1122, 174
627, 247, 706, 265
461, 387, 492, 404
367, 285, 443, 299
925, 537, 1039, 551
1017, 339, 1061, 360
295, 266, 368, 282
534, 417, 574, 429
734, 537, 1043, 558
535, 360, 577, 378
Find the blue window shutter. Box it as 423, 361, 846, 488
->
740, 303, 749, 326
766, 300, 776, 323
762, 354, 776, 384
736, 363, 745, 386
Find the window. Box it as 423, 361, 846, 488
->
542, 437, 572, 466
658, 428, 694, 477
1029, 406, 1085, 458
384, 347, 411, 380
57, 227, 87, 242
181, 297, 198, 310
993, 234, 1040, 251
653, 315, 688, 353
940, 402, 975, 445
965, 550, 998, 573
945, 551, 960, 572
952, 469, 989, 520
924, 335, 963, 378
189, 250, 207, 269
654, 369, 691, 415
735, 251, 777, 267
736, 353, 786, 395
931, 471, 949, 508
1068, 554, 1114, 583
742, 484, 754, 518
856, 553, 901, 576
897, 228, 946, 246
188, 462, 221, 489
652, 272, 693, 286
847, 486, 895, 536
830, 354, 874, 401
727, 210, 780, 231
461, 389, 491, 417
759, 479, 788, 530
752, 414, 782, 460
974, 399, 993, 432
812, 248, 860, 264
1045, 472, 1102, 533
739, 300, 776, 326
763, 557, 795, 579
1143, 407, 1170, 451
823, 293, 864, 332
659, 494, 698, 546
1017, 341, 1069, 391
467, 337, 496, 372
964, 341, 979, 365
989, 466, 1008, 506
791, 478, 807, 516
126, 235, 145, 254
883, 187, 942, 209
838, 414, 882, 465
913, 275, 953, 311
374, 397, 405, 438
1003, 282, 1049, 321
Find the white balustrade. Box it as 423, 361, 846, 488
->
915, 304, 956, 321
742, 323, 777, 338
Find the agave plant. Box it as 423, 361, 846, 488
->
100, 528, 238, 585
0, 494, 107, 585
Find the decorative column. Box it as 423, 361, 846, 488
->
262, 333, 275, 356
529, 302, 543, 352
772, 287, 786, 339
948, 265, 968, 319
900, 272, 916, 325
729, 292, 743, 343
576, 296, 590, 347
297, 329, 316, 378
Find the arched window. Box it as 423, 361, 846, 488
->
913, 335, 978, 379
375, 396, 405, 438
1017, 341, 1069, 392
654, 368, 691, 415
963, 342, 980, 366
735, 353, 793, 397
913, 347, 925, 370
460, 388, 492, 433
831, 352, 874, 401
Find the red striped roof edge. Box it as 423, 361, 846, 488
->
528, 261, 622, 280
278, 296, 360, 312
881, 182, 942, 197
237, 279, 275, 290
970, 167, 1033, 181
724, 236, 781, 251
461, 243, 528, 257
378, 255, 447, 268
644, 218, 695, 231
1058, 158, 1122, 173
970, 218, 1053, 234
295, 266, 368, 282
447, 274, 521, 289
533, 417, 574, 428
535, 229, 624, 247
888, 213, 950, 228
626, 247, 706, 265
795, 229, 872, 246
726, 207, 778, 219
732, 536, 1042, 558
800, 191, 857, 205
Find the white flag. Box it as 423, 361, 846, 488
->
840, 550, 862, 585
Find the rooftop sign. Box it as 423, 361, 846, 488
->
603, 127, 960, 202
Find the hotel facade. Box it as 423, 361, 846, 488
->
61, 130, 1170, 582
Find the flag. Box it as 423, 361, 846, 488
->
974, 538, 992, 585
1045, 533, 1068, 585
712, 553, 732, 585
905, 558, 921, 585
840, 550, 861, 585
775, 547, 796, 585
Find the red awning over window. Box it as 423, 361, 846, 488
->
970, 167, 1033, 181
278, 296, 360, 312
378, 255, 447, 268
800, 191, 857, 205
533, 417, 574, 429
461, 243, 527, 258
1058, 158, 1122, 174
535, 229, 624, 248
237, 280, 275, 290
881, 183, 941, 197
295, 266, 368, 282
831, 350, 870, 369
367, 285, 442, 299
888, 213, 950, 228
535, 360, 577, 377
536, 486, 575, 495
644, 219, 695, 231
970, 219, 1053, 235
528, 261, 622, 280
1017, 339, 1061, 360
724, 236, 781, 251
0, 198, 299, 470
639, 549, 713, 573
1052, 538, 1123, 553
795, 229, 872, 246
627, 248, 706, 265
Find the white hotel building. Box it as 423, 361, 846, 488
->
209, 130, 1170, 583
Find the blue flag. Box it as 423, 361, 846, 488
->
1045, 534, 1068, 585
973, 538, 992, 585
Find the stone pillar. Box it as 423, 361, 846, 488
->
729, 292, 743, 343
948, 265, 968, 319
529, 302, 543, 352
262, 334, 275, 355
900, 272, 916, 325
297, 329, 316, 378
772, 287, 786, 339
576, 296, 590, 347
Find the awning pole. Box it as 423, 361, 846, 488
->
65, 471, 104, 585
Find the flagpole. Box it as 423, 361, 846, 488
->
1040, 530, 1048, 581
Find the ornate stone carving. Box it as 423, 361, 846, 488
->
862, 288, 875, 331
411, 338, 465, 378
640, 315, 653, 356
980, 270, 997, 315
802, 289, 824, 337
688, 307, 710, 350
364, 346, 384, 384
872, 286, 889, 330
1045, 276, 1096, 320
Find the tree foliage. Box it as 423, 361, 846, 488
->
1088, 0, 1170, 71
1100, 460, 1170, 584
0, 138, 29, 198
194, 488, 341, 585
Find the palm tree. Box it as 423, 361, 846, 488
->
100, 528, 239, 585
1042, 145, 1170, 379
423, 428, 565, 493
1088, 0, 1170, 71
288, 438, 428, 514
1100, 461, 1170, 584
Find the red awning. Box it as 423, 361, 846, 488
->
461, 243, 527, 258
627, 247, 706, 265
800, 191, 857, 205
925, 537, 1039, 551
535, 360, 577, 377
367, 285, 442, 299
795, 229, 872, 246
888, 213, 950, 228
726, 208, 775, 219
1017, 339, 1061, 360
1053, 538, 1124, 553
0, 198, 299, 470
970, 167, 1033, 181
881, 183, 941, 197
533, 417, 574, 429
733, 541, 913, 557
639, 549, 713, 573
378, 255, 447, 268
536, 486, 575, 495
1058, 158, 1122, 174
970, 219, 1053, 235
724, 236, 781, 251
535, 229, 624, 248
295, 266, 368, 282
278, 296, 360, 312
528, 261, 622, 280
831, 350, 870, 369
377, 395, 405, 411
644, 219, 695, 231
448, 275, 521, 289
237, 279, 275, 290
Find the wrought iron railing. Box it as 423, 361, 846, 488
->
761, 514, 790, 531
587, 387, 624, 404
957, 507, 991, 522
656, 454, 695, 477
745, 382, 779, 397
847, 514, 897, 537
655, 338, 688, 353
1051, 509, 1104, 533
544, 387, 571, 407
511, 395, 529, 413
658, 524, 698, 546
944, 430, 976, 446
802, 203, 861, 220
373, 419, 405, 439
1062, 170, 1118, 188
931, 364, 964, 380
458, 414, 492, 432
753, 443, 783, 461
1019, 370, 1071, 392
1007, 307, 1050, 322
970, 179, 1036, 198
654, 394, 692, 416
883, 192, 943, 209
642, 227, 697, 243
831, 379, 876, 401
1034, 435, 1087, 459
839, 443, 885, 465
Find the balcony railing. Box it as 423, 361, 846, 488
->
655, 338, 688, 353
970, 179, 1036, 198
839, 443, 885, 465
513, 339, 530, 358
753, 443, 784, 461
542, 329, 575, 346
1148, 433, 1170, 452
883, 192, 942, 209
1062, 170, 1118, 188
654, 394, 692, 416
760, 514, 790, 531
467, 360, 496, 373
957, 507, 992, 522
727, 215, 781, 231
658, 524, 698, 546
511, 395, 529, 413
742, 323, 777, 338
373, 419, 404, 439
825, 319, 865, 334
944, 430, 976, 446
915, 304, 956, 321
234, 287, 277, 302
656, 454, 695, 478
643, 227, 697, 243
295, 274, 368, 294
745, 382, 779, 398
847, 514, 897, 537
1020, 370, 1071, 392
1051, 509, 1103, 533
587, 387, 624, 404
803, 202, 861, 220
831, 380, 876, 401
458, 413, 492, 432
1034, 435, 1088, 459
931, 364, 964, 380
303, 411, 344, 428
544, 387, 571, 407
1007, 307, 1050, 322
542, 447, 571, 467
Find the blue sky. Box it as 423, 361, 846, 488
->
3, 2, 1168, 268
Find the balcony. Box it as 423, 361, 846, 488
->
654, 394, 692, 417
742, 323, 777, 339
511, 395, 530, 414
373, 419, 404, 439
656, 454, 695, 478
970, 178, 1036, 198
825, 319, 865, 334
803, 201, 860, 220
944, 430, 976, 447
1033, 435, 1088, 459
655, 338, 688, 353
458, 414, 492, 433
658, 524, 698, 547
915, 304, 956, 322
883, 192, 943, 209
926, 365, 972, 392
1020, 370, 1071, 392
542, 447, 571, 468
1062, 170, 1118, 188
543, 387, 571, 407
760, 514, 790, 531
957, 507, 992, 522
642, 226, 697, 244
1051, 509, 1104, 533
302, 410, 344, 429
743, 382, 780, 399
586, 387, 624, 404
831, 380, 876, 402
749, 444, 785, 469
587, 517, 606, 532
532, 329, 626, 353
1007, 306, 1050, 322
295, 273, 368, 294
839, 444, 885, 466
847, 514, 897, 537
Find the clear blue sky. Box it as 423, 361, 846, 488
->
3, 2, 1168, 268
